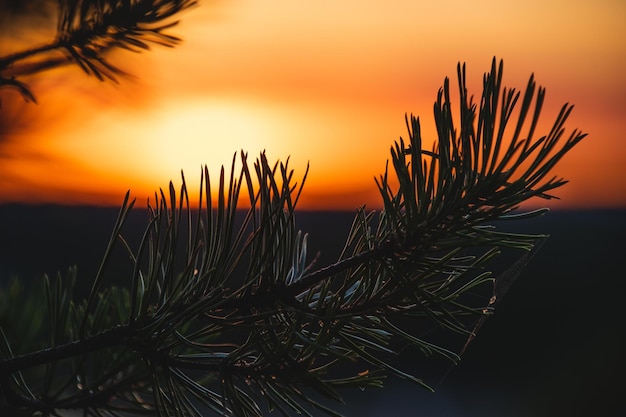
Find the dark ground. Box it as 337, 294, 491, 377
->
0, 206, 624, 416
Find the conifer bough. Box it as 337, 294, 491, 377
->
0, 57, 586, 416
0, 0, 197, 98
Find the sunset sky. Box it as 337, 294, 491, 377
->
1, 0, 625, 210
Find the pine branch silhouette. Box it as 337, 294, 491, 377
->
0, 55, 586, 415
0, 0, 196, 102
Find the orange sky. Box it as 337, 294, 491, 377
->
1, 0, 625, 210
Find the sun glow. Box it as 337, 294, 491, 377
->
112, 99, 401, 209
43, 98, 306, 206
135, 101, 282, 181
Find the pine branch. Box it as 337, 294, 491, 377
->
0, 59, 586, 417
0, 0, 196, 101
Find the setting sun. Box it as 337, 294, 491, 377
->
76, 99, 288, 187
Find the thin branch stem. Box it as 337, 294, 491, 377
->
0, 42, 62, 70
0, 325, 133, 376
